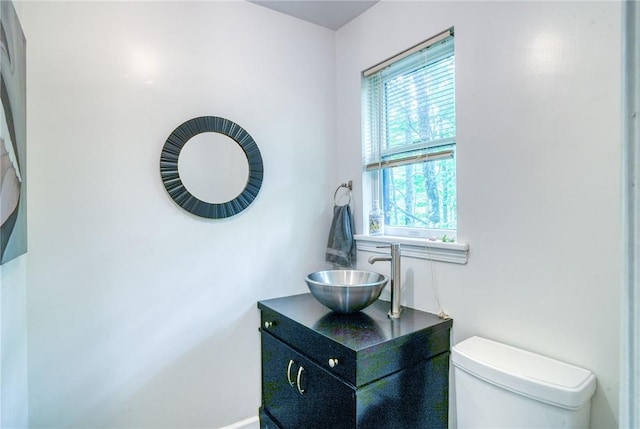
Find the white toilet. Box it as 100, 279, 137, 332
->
451, 336, 596, 429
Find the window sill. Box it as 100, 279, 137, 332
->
354, 234, 469, 264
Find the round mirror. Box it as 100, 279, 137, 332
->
160, 116, 263, 219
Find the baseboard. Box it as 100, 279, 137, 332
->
219, 416, 259, 429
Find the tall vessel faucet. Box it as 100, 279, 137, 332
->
368, 243, 402, 319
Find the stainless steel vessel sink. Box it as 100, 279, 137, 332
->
305, 270, 388, 314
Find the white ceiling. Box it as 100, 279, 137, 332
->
248, 0, 379, 31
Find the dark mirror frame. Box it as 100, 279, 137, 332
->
160, 116, 264, 219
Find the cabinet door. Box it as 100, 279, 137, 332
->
261, 332, 355, 429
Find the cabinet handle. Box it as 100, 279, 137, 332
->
264, 321, 273, 329
328, 358, 339, 368
296, 366, 305, 395
286, 360, 296, 386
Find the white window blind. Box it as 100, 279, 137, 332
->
362, 29, 456, 236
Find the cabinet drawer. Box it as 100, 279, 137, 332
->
261, 305, 451, 387
261, 307, 357, 384
261, 332, 355, 429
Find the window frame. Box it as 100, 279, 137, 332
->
361, 28, 458, 242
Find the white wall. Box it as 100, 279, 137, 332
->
22, 2, 336, 427
1, 255, 29, 429
337, 2, 622, 428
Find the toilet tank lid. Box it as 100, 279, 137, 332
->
451, 336, 596, 410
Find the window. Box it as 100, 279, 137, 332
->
362, 29, 456, 240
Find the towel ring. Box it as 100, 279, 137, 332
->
333, 181, 352, 206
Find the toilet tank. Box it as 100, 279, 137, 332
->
451, 336, 596, 429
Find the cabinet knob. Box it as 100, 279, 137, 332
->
328, 358, 339, 368
264, 321, 274, 329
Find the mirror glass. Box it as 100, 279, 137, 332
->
178, 132, 249, 204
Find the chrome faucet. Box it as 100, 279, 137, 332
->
368, 243, 402, 319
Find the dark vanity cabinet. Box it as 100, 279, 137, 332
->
258, 294, 453, 429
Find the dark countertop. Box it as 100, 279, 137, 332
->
258, 293, 452, 353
